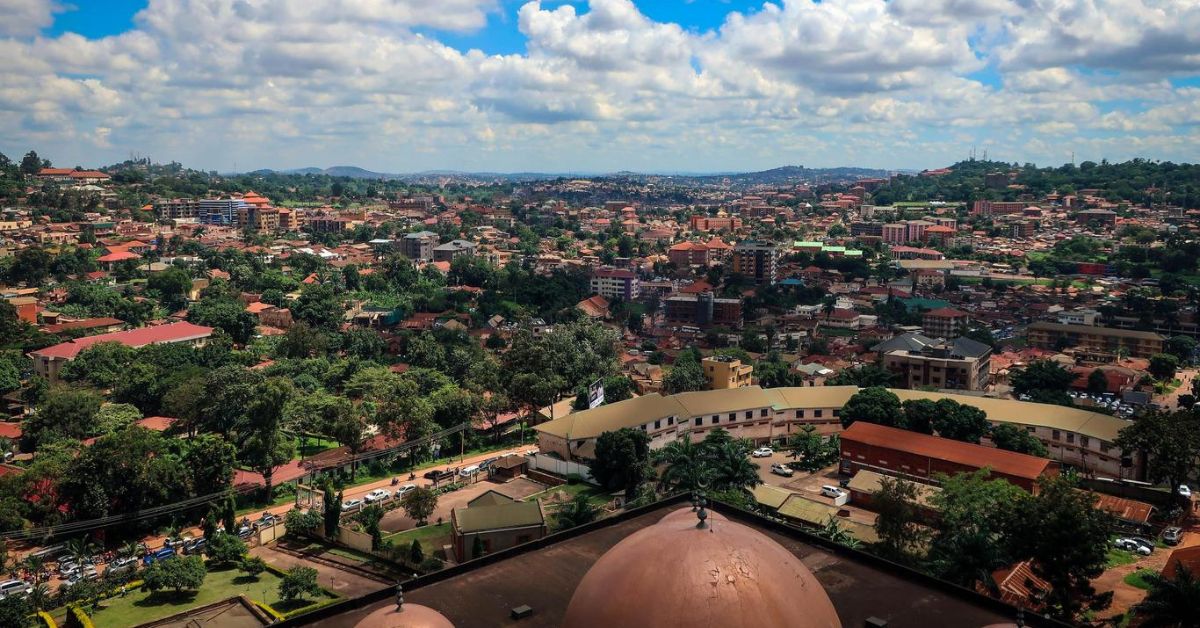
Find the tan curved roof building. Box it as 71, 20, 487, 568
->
536, 386, 1136, 479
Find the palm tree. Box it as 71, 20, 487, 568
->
1133, 565, 1200, 627
64, 537, 96, 567
27, 583, 50, 611
554, 494, 600, 532
709, 442, 762, 492
23, 555, 46, 584
653, 437, 711, 493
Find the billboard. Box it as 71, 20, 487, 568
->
587, 379, 605, 409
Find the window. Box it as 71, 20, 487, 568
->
744, 411, 752, 419
711, 416, 719, 425
728, 413, 736, 421
759, 409, 768, 417
1100, 442, 1111, 453
832, 409, 839, 418
1052, 430, 1060, 440
814, 410, 823, 418
1080, 436, 1089, 448
694, 417, 702, 426
796, 410, 805, 419
1066, 433, 1075, 444
667, 417, 674, 426
654, 420, 661, 430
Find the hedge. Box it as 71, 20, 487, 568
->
64, 605, 94, 628
282, 595, 343, 620
251, 599, 285, 622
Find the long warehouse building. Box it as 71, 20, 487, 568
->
535, 386, 1139, 480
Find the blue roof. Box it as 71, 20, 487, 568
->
779, 278, 804, 286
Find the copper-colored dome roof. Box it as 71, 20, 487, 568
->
355, 603, 455, 628
563, 507, 842, 628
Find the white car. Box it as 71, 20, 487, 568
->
363, 489, 391, 503
341, 499, 363, 512
0, 579, 32, 599
770, 463, 794, 477
751, 447, 773, 458
1113, 537, 1152, 556
459, 465, 480, 477
1180, 484, 1193, 499
395, 484, 417, 498
820, 485, 845, 499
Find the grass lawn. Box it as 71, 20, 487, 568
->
1106, 548, 1137, 568
384, 522, 450, 547
528, 483, 610, 509
80, 565, 336, 627
1124, 568, 1157, 590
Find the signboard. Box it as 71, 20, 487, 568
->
587, 379, 605, 409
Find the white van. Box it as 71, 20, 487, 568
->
0, 579, 32, 599
459, 465, 480, 477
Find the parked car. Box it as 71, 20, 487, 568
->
57, 561, 79, 577
364, 489, 391, 503
255, 513, 279, 530
0, 579, 31, 600
1163, 526, 1184, 546
751, 447, 773, 458
341, 498, 364, 512
237, 525, 254, 540
1113, 538, 1152, 556
395, 484, 417, 499
770, 463, 794, 477
459, 465, 480, 477
1179, 484, 1192, 499
182, 538, 207, 555
479, 457, 501, 469
107, 557, 138, 575
820, 485, 845, 499
143, 547, 176, 566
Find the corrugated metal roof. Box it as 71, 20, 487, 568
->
452, 500, 544, 534
842, 422, 1054, 481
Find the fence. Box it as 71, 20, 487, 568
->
526, 453, 594, 483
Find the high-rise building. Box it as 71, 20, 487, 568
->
731, 241, 778, 286
402, 231, 439, 262
589, 267, 640, 301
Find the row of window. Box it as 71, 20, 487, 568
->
640, 407, 843, 433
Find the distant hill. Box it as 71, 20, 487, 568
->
239, 164, 894, 184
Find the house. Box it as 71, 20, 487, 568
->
576, 295, 610, 319
29, 321, 213, 381
97, 250, 141, 269
450, 491, 547, 562
873, 333, 992, 391
702, 355, 753, 389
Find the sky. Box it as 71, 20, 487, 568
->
2, 0, 1199, 173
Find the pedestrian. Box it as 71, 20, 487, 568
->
120, 584, 126, 598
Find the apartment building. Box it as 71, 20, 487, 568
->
589, 267, 640, 301
873, 333, 992, 391
153, 199, 201, 221
1025, 321, 1165, 360
703, 355, 753, 390
432, 239, 477, 262
664, 292, 742, 328
668, 241, 710, 267
199, 198, 248, 225
402, 231, 439, 262
922, 308, 969, 339
731, 241, 778, 286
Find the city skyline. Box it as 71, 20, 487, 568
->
3, 0, 1199, 172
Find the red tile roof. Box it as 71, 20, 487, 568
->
0, 422, 22, 439
136, 416, 178, 432
97, 251, 141, 262
30, 321, 214, 360
841, 421, 1055, 481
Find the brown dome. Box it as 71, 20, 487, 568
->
563, 507, 841, 628
355, 603, 455, 628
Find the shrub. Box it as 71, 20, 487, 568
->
279, 566, 321, 602
240, 556, 268, 579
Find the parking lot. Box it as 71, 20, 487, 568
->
751, 449, 878, 526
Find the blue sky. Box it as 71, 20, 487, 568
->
4, 0, 1199, 173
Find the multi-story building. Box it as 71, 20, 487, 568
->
199, 198, 248, 225
873, 333, 991, 391
850, 222, 883, 238
689, 215, 742, 231
534, 386, 1137, 479
29, 322, 213, 381
1010, 221, 1035, 238
389, 197, 436, 212
402, 231, 439, 262
922, 308, 969, 339
1025, 322, 1165, 360
971, 200, 1026, 216
153, 199, 201, 221
589, 267, 640, 301
667, 241, 710, 267
432, 239, 477, 263
238, 205, 280, 232
882, 223, 909, 244
703, 355, 753, 389
664, 293, 742, 328
731, 241, 778, 286
307, 214, 361, 234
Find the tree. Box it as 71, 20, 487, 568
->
293, 284, 343, 331
238, 378, 296, 501
94, 403, 142, 434
930, 399, 989, 444
662, 354, 707, 394
60, 342, 136, 389
1086, 369, 1109, 395
1150, 353, 1180, 381
1165, 335, 1197, 363
707, 441, 762, 492
23, 385, 103, 446
279, 566, 321, 602
205, 532, 247, 566
1116, 409, 1200, 504
323, 483, 341, 538
0, 596, 32, 628
240, 556, 268, 579
143, 555, 207, 594
840, 387, 902, 429
928, 470, 1026, 587
146, 268, 192, 310
589, 428, 652, 498
826, 364, 895, 387
989, 423, 1048, 457
284, 508, 322, 538
357, 504, 385, 550
1133, 565, 1200, 628
555, 494, 600, 531
1011, 360, 1075, 406
653, 436, 711, 493
898, 399, 937, 434
787, 425, 840, 472
1002, 475, 1113, 618
19, 150, 44, 175
0, 357, 20, 395
872, 476, 925, 562
409, 540, 424, 565
329, 409, 369, 477
188, 298, 257, 344
400, 487, 438, 526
